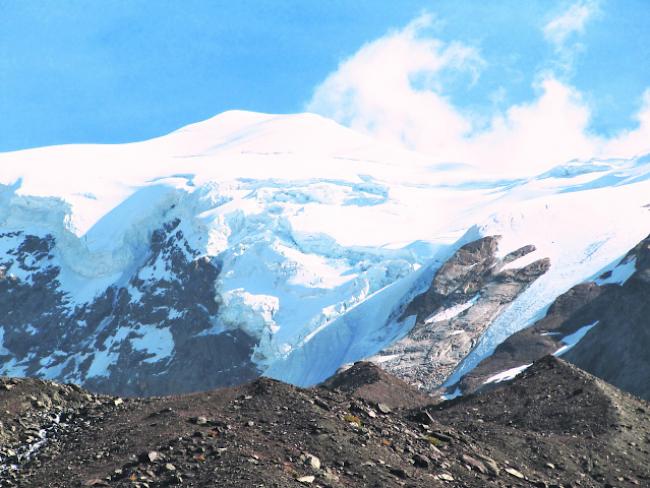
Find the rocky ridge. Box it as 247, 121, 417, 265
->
1, 356, 649, 487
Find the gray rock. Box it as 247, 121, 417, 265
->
139, 451, 161, 463
505, 467, 525, 479
377, 403, 392, 414
371, 236, 550, 391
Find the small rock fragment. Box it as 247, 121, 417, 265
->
305, 454, 321, 470
388, 466, 408, 479
139, 451, 161, 463
413, 454, 430, 468
377, 403, 392, 414
429, 431, 453, 443
314, 398, 330, 410
461, 454, 487, 474
505, 467, 525, 479
84, 480, 109, 487
477, 455, 500, 476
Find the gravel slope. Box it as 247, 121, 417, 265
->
1, 356, 649, 487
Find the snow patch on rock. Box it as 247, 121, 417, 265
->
554, 321, 600, 357
424, 294, 480, 324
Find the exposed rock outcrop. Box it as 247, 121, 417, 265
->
566, 234, 650, 398
321, 361, 432, 409
0, 222, 259, 397
371, 236, 550, 391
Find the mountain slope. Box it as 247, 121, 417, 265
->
367, 236, 550, 391
1, 111, 650, 394
1, 357, 649, 487
566, 235, 650, 398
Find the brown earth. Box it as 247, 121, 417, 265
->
1, 356, 649, 488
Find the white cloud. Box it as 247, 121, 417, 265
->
542, 1, 601, 74
604, 89, 650, 158
458, 77, 598, 174
307, 14, 481, 156
543, 0, 600, 48
307, 12, 650, 177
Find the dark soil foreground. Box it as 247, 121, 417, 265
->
1, 356, 649, 488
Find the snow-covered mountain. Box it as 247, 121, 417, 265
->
1, 110, 649, 395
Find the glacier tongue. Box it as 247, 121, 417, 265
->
1, 110, 650, 393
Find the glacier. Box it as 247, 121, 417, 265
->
1, 110, 650, 392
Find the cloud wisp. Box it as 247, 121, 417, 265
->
543, 0, 601, 75
307, 9, 650, 177
543, 0, 600, 48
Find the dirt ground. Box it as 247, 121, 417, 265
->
1, 356, 649, 488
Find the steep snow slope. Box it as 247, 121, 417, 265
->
1, 111, 650, 394
267, 157, 650, 386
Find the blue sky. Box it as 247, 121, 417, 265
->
1, 0, 650, 170
0, 1, 430, 150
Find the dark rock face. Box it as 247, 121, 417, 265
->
2, 357, 649, 488
0, 232, 71, 362
0, 222, 259, 397
372, 236, 550, 391
458, 233, 650, 400
566, 235, 650, 399
458, 282, 607, 393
